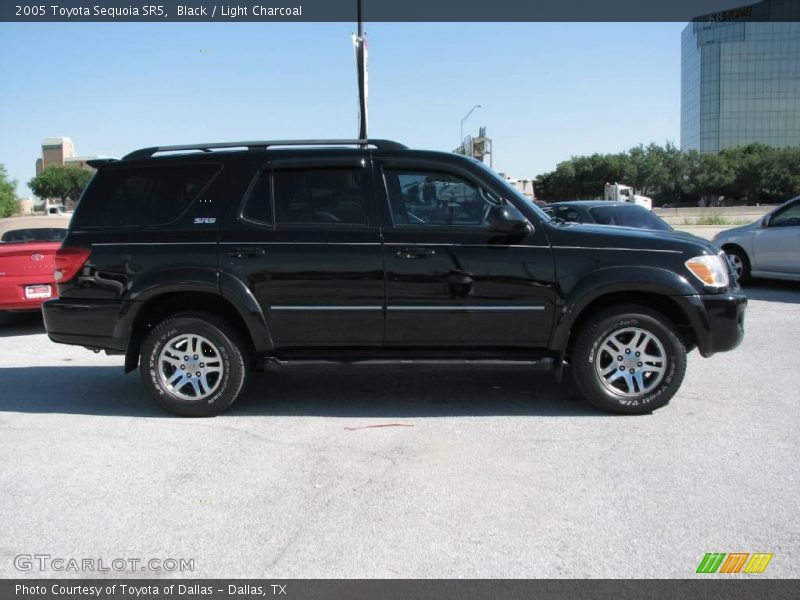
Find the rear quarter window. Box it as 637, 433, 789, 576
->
73, 163, 219, 228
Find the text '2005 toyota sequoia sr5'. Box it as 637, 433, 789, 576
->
42, 139, 747, 416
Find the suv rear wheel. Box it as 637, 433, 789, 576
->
140, 312, 247, 417
571, 305, 687, 414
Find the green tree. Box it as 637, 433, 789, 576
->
534, 141, 796, 205
536, 153, 630, 201
28, 165, 93, 208
771, 146, 800, 201
652, 143, 687, 205
685, 150, 735, 202
721, 143, 775, 204
0, 164, 19, 218
626, 144, 665, 197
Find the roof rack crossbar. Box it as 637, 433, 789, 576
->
122, 139, 407, 160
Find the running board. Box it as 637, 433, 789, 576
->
257, 356, 556, 370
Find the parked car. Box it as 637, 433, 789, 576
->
712, 195, 800, 283
43, 139, 746, 417
0, 215, 71, 318
545, 201, 673, 231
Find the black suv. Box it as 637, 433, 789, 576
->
43, 139, 746, 416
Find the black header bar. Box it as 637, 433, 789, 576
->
3, 0, 800, 23
3, 579, 800, 600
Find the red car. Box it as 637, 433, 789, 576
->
0, 216, 71, 316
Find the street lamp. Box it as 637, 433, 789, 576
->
460, 104, 482, 153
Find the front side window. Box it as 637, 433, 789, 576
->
273, 168, 367, 226
384, 169, 500, 227
770, 201, 800, 228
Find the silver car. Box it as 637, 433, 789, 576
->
713, 195, 800, 282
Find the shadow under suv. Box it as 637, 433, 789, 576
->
43, 139, 747, 416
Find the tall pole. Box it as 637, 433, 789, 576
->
354, 0, 368, 141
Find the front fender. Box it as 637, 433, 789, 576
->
549, 266, 697, 352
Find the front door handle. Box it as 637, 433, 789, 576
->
227, 247, 266, 259
396, 246, 436, 259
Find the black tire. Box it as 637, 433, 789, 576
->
571, 305, 687, 415
140, 312, 247, 417
723, 246, 751, 284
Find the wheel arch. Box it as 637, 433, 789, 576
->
563, 291, 696, 359
123, 291, 266, 373
719, 242, 752, 264
550, 267, 700, 360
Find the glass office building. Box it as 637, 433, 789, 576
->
681, 0, 800, 153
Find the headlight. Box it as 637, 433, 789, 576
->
685, 254, 730, 288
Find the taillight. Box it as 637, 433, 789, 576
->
54, 246, 91, 283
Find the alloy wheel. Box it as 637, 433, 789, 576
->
157, 334, 224, 401
594, 327, 667, 397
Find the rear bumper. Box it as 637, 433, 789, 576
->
0, 278, 55, 312
42, 298, 126, 352
674, 291, 747, 357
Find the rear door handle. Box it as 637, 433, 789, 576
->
396, 246, 436, 259
227, 247, 266, 258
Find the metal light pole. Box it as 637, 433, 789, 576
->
460, 104, 482, 153
353, 0, 368, 140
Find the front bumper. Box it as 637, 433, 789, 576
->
674, 291, 747, 357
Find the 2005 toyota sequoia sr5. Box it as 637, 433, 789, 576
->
43, 139, 747, 416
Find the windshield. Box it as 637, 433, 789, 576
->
589, 206, 672, 231
0, 227, 68, 243
471, 159, 551, 221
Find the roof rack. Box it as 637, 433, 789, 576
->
122, 139, 408, 160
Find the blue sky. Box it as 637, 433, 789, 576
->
0, 22, 685, 196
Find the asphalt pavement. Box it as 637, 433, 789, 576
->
0, 281, 798, 578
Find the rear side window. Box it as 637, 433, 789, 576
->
273, 168, 368, 226
74, 164, 218, 228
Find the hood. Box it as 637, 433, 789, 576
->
546, 221, 719, 256
712, 220, 760, 241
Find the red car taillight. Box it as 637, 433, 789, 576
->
54, 246, 91, 283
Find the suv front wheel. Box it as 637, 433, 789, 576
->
140, 312, 248, 417
571, 305, 687, 414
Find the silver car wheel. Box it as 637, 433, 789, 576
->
594, 327, 666, 398
728, 253, 744, 280
158, 333, 224, 401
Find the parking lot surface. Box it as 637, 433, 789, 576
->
1, 281, 798, 578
